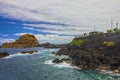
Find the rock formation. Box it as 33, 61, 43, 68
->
52, 58, 63, 63
0, 52, 9, 58
55, 32, 120, 73
2, 34, 39, 48
20, 51, 38, 54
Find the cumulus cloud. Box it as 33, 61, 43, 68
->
23, 24, 90, 35
0, 38, 15, 44
0, 0, 120, 32
35, 34, 74, 44
0, 0, 120, 44
14, 32, 74, 44
14, 33, 33, 36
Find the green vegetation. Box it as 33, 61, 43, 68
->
107, 29, 114, 33
83, 33, 88, 36
103, 41, 115, 47
113, 28, 120, 33
107, 28, 120, 33
70, 39, 84, 46
89, 31, 103, 35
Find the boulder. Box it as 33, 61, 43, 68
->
0, 52, 9, 58
52, 58, 63, 63
20, 51, 37, 54
2, 34, 39, 48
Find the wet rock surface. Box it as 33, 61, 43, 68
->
0, 52, 9, 58
52, 58, 63, 63
20, 51, 38, 54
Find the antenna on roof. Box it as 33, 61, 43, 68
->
111, 18, 113, 29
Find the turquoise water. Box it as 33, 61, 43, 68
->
0, 48, 120, 80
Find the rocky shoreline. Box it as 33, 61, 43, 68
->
0, 52, 9, 58
53, 29, 120, 74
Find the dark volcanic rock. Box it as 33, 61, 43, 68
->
2, 34, 39, 48
0, 52, 9, 58
20, 51, 38, 54
52, 58, 63, 63
56, 33, 120, 72
52, 58, 72, 64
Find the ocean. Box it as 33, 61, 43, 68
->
0, 47, 120, 80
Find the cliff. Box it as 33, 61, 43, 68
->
56, 31, 120, 73
2, 34, 39, 48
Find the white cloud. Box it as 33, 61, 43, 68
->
23, 24, 90, 35
0, 0, 120, 44
0, 38, 15, 44
14, 33, 33, 36
35, 34, 74, 44
0, 0, 120, 31
14, 33, 74, 44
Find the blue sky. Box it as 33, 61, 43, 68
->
0, 0, 120, 45
0, 16, 74, 45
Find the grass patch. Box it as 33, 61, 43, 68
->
70, 39, 84, 46
103, 41, 115, 47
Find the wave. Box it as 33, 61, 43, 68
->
100, 70, 120, 76
2, 48, 58, 59
44, 60, 53, 65
44, 60, 80, 69
3, 51, 39, 59
3, 53, 31, 59
49, 54, 69, 58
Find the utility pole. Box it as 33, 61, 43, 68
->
111, 18, 113, 29
94, 25, 96, 32
116, 22, 118, 29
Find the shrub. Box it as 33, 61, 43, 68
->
103, 41, 115, 47
107, 29, 113, 33
107, 28, 120, 33
70, 39, 84, 46
113, 28, 120, 33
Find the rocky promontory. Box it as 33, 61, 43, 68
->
2, 34, 39, 48
55, 28, 120, 73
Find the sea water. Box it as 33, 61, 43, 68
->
0, 47, 120, 80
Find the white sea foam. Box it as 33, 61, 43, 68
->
3, 51, 39, 59
3, 53, 30, 59
2, 48, 58, 59
44, 60, 80, 69
44, 60, 53, 65
49, 54, 69, 59
100, 70, 120, 76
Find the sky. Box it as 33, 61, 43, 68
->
0, 0, 120, 45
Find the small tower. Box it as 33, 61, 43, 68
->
116, 22, 118, 29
